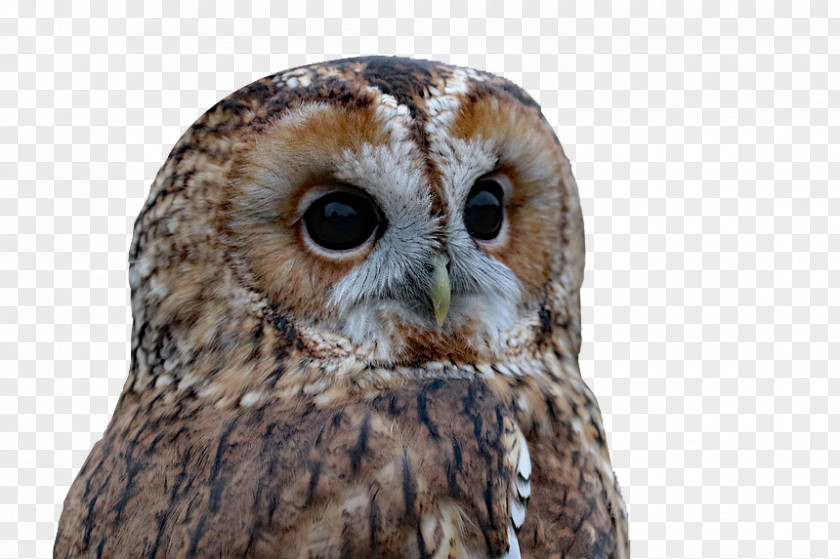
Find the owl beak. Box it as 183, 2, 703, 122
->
430, 254, 451, 326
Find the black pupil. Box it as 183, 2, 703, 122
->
464, 180, 504, 240
303, 192, 378, 250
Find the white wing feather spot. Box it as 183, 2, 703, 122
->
510, 497, 526, 530
515, 476, 531, 500
501, 430, 531, 559
502, 524, 522, 559
516, 431, 532, 481
512, 431, 532, 529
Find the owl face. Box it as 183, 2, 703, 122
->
130, 57, 584, 377
221, 62, 569, 365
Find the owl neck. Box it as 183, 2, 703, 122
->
125, 295, 582, 408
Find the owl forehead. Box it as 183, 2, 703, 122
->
241, 57, 551, 219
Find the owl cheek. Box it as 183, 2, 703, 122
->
236, 225, 371, 323
481, 202, 557, 301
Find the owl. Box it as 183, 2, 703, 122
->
55, 56, 627, 559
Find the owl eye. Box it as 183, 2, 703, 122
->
303, 191, 380, 251
464, 179, 504, 240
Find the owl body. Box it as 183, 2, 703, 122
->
55, 57, 627, 559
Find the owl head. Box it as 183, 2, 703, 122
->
128, 57, 584, 393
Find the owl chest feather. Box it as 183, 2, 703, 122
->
55, 370, 625, 559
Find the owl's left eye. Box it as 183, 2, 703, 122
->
464, 178, 504, 240
303, 191, 381, 251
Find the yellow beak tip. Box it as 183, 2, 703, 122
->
434, 307, 448, 327
430, 256, 451, 327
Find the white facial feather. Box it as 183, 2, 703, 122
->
319, 74, 527, 359
328, 141, 441, 301
323, 133, 523, 360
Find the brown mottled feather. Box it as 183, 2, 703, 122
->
55, 56, 627, 559
57, 380, 519, 558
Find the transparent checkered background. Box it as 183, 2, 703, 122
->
2, 1, 838, 558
